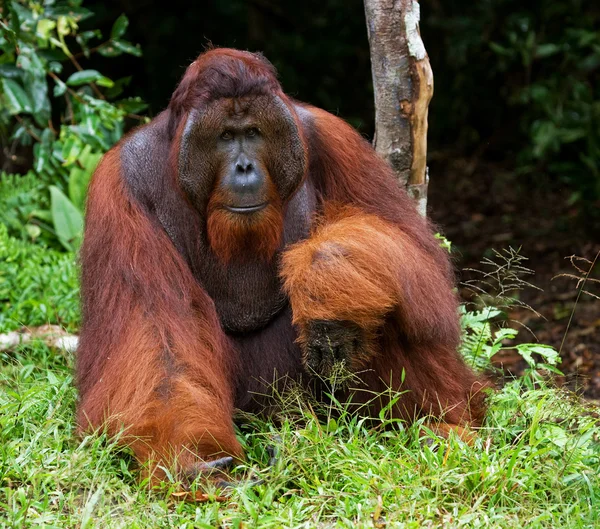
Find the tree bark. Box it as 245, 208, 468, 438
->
364, 0, 433, 216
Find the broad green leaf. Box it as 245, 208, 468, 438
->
38, 48, 68, 63
1, 79, 33, 113
25, 74, 51, 125
49, 185, 83, 251
36, 19, 57, 40
535, 43, 560, 59
61, 136, 83, 166
104, 76, 132, 99
66, 69, 108, 86
97, 44, 123, 58
17, 48, 46, 77
113, 39, 142, 57
30, 210, 53, 224
45, 6, 94, 22
79, 29, 102, 42
4, 1, 21, 38
34, 129, 55, 174
53, 78, 67, 97
95, 76, 115, 88
0, 20, 18, 46
0, 65, 21, 79
111, 14, 129, 39
69, 145, 101, 210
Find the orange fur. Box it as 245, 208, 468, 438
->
207, 180, 283, 264
280, 104, 491, 428
78, 49, 490, 488
281, 205, 489, 427
78, 148, 242, 481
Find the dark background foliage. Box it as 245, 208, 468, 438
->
78, 0, 599, 229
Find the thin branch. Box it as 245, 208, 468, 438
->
67, 51, 106, 100
557, 250, 600, 356
13, 114, 42, 142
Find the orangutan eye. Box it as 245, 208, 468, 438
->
220, 130, 234, 141
246, 127, 259, 138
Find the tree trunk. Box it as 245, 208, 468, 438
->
364, 0, 433, 216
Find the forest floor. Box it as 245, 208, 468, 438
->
429, 158, 600, 401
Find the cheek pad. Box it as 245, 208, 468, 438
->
178, 108, 222, 207
178, 96, 307, 208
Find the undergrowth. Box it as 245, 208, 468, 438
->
0, 197, 598, 527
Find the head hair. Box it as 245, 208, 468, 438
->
168, 48, 281, 137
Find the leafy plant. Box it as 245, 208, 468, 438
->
32, 146, 101, 250
0, 170, 49, 242
460, 305, 561, 387
0, 0, 147, 249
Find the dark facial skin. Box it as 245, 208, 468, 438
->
216, 124, 268, 213
177, 95, 306, 217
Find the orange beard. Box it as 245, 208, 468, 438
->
206, 197, 283, 263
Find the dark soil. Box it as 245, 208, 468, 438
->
428, 158, 600, 401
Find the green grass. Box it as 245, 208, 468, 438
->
0, 224, 79, 334
1, 195, 599, 528
1, 345, 598, 528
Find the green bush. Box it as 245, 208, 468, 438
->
0, 171, 49, 243
0, 0, 146, 249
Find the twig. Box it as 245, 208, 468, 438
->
67, 51, 106, 100
13, 114, 41, 142
557, 250, 600, 356
0, 325, 79, 353
71, 41, 111, 59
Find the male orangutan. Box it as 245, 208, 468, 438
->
77, 48, 487, 482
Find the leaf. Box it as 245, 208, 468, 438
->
80, 486, 103, 529
113, 39, 142, 57
45, 6, 94, 22
30, 209, 53, 223
1, 79, 33, 114
103, 76, 132, 99
36, 19, 57, 40
34, 129, 55, 174
25, 224, 42, 240
95, 77, 114, 88
69, 146, 101, 211
49, 186, 83, 252
543, 425, 569, 448
79, 29, 102, 42
117, 97, 148, 114
535, 43, 561, 59
4, 1, 21, 39
0, 65, 22, 79
489, 42, 513, 57
111, 14, 129, 39
66, 70, 113, 87
53, 78, 67, 97
0, 19, 18, 47
38, 48, 68, 63
97, 44, 123, 58
61, 135, 83, 166
25, 74, 51, 125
